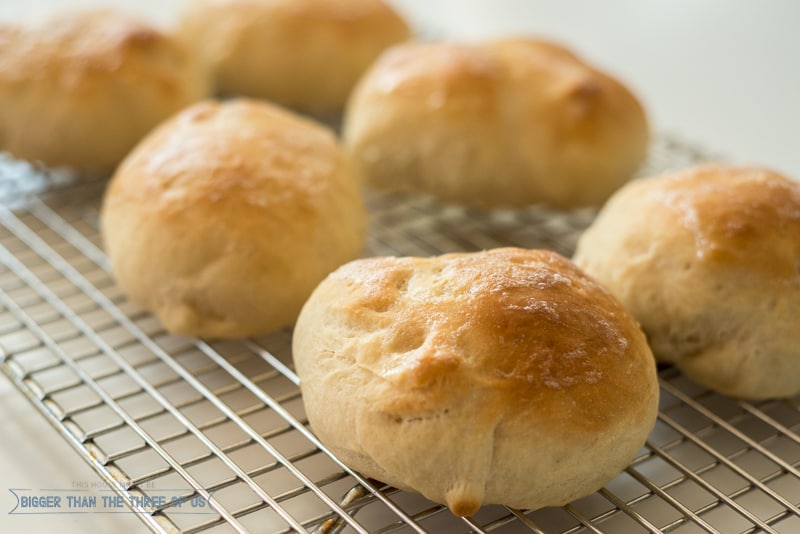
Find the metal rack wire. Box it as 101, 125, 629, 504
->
1, 138, 799, 533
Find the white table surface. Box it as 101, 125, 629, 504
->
1, 1, 799, 533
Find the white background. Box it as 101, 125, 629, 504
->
1, 1, 799, 532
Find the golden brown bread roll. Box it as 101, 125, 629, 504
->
101, 99, 367, 339
293, 248, 658, 515
574, 165, 800, 399
179, 0, 410, 111
0, 10, 210, 171
343, 38, 649, 208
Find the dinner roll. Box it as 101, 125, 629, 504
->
294, 248, 658, 515
574, 165, 800, 399
0, 10, 210, 171
101, 99, 366, 339
179, 0, 410, 111
343, 38, 649, 208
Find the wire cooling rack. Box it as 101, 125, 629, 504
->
1, 138, 800, 534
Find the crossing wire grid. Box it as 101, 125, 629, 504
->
1, 137, 800, 534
